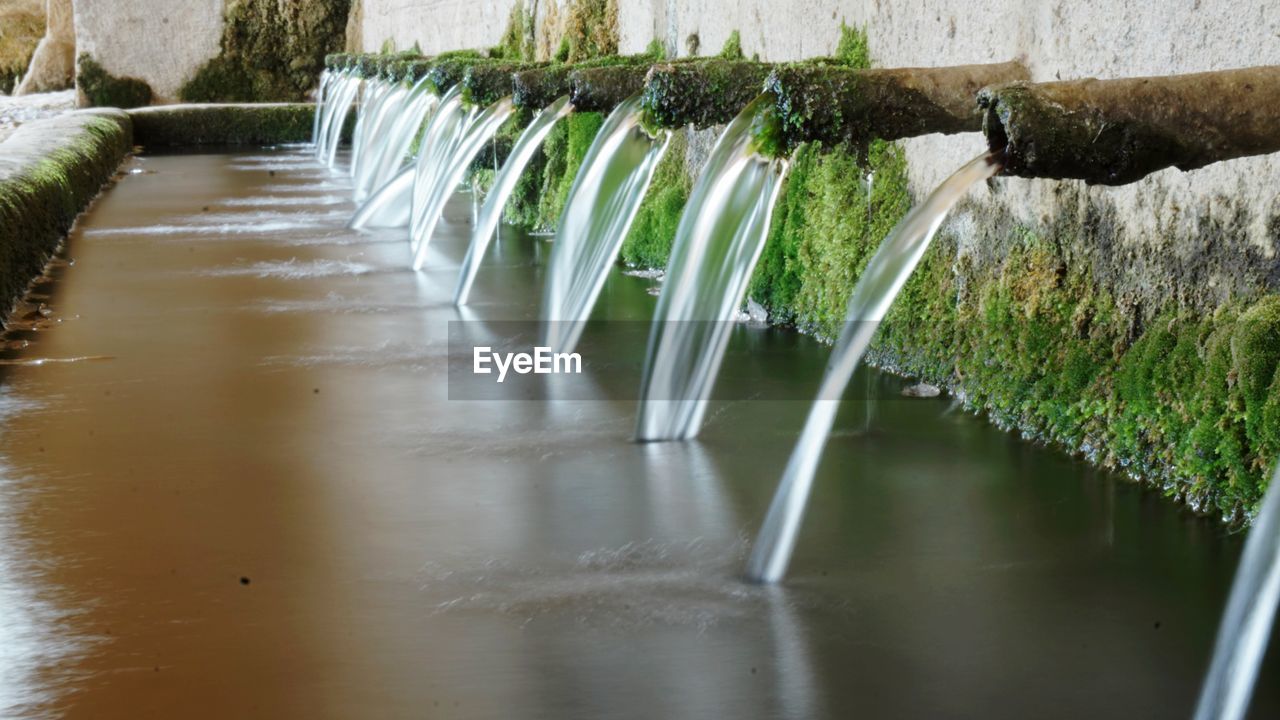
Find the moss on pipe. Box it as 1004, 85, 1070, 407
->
325, 53, 354, 71
568, 64, 651, 113
513, 53, 656, 110
462, 61, 547, 108
639, 59, 774, 129
759, 61, 1028, 155
980, 67, 1280, 185
425, 56, 499, 95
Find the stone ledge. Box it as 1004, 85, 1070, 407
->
0, 108, 131, 318
128, 103, 319, 147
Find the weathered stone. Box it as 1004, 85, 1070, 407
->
14, 0, 72, 96
73, 0, 223, 103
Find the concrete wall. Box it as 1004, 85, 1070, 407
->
73, 0, 224, 103
359, 0, 516, 55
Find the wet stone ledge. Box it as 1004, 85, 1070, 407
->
0, 109, 132, 318
128, 103, 331, 147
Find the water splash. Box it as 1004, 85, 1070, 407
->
746, 150, 1002, 583
454, 96, 573, 305
540, 95, 670, 354
634, 94, 788, 441
350, 167, 415, 229
1193, 463, 1280, 720
409, 96, 516, 270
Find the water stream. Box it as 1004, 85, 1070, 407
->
1195, 464, 1280, 720
310, 70, 331, 145
746, 151, 1003, 583
409, 96, 516, 269
634, 94, 788, 441
455, 95, 573, 306
316, 71, 361, 166
358, 77, 439, 201
540, 95, 670, 354
349, 80, 406, 197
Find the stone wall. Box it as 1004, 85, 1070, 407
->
359, 0, 516, 54
73, 0, 224, 103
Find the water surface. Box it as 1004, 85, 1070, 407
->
0, 148, 1274, 718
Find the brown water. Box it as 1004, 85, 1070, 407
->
0, 148, 1275, 719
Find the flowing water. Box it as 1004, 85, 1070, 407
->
310, 70, 331, 145
316, 71, 361, 166
634, 94, 789, 441
353, 84, 473, 232
540, 95, 671, 354
349, 166, 415, 229
349, 80, 405, 196
747, 151, 1003, 584
1195, 464, 1280, 720
348, 79, 391, 183
0, 148, 1275, 718
409, 96, 516, 270
356, 78, 439, 202
454, 95, 573, 306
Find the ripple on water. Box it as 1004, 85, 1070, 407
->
261, 339, 444, 370
217, 195, 350, 207
420, 537, 826, 631
200, 258, 382, 280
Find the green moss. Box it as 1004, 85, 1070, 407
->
0, 112, 132, 317
77, 55, 152, 108
750, 139, 911, 335
834, 21, 871, 67
128, 104, 320, 146
528, 111, 604, 230
640, 59, 774, 130
492, 2, 536, 62
620, 132, 690, 268
719, 31, 744, 60
180, 0, 352, 102
562, 0, 619, 62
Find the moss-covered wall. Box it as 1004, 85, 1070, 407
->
128, 104, 325, 147
179, 0, 353, 103
0, 110, 132, 317
77, 54, 153, 108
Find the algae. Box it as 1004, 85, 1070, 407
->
0, 111, 131, 317
620, 131, 690, 268
77, 55, 152, 108
180, 0, 352, 102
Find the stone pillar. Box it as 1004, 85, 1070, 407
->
15, 0, 74, 95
